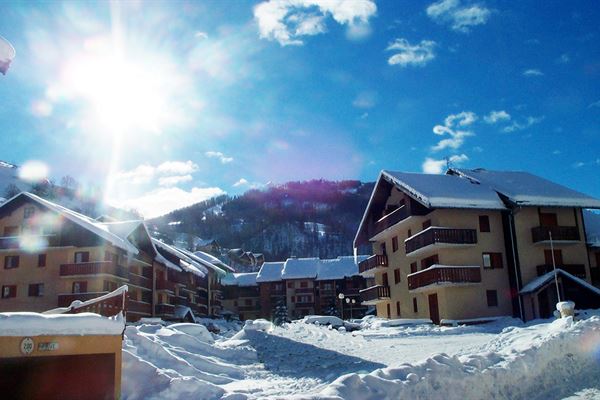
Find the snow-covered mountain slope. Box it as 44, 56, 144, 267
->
0, 160, 30, 199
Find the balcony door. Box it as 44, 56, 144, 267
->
382, 272, 389, 287
539, 212, 558, 227
428, 293, 440, 325
544, 249, 563, 266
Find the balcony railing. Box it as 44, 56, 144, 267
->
531, 226, 580, 243
536, 264, 586, 279
358, 254, 388, 274
156, 303, 175, 315
128, 299, 152, 315
405, 228, 477, 255
60, 261, 128, 278
171, 295, 188, 306
359, 285, 390, 304
295, 288, 314, 294
156, 280, 176, 292
128, 273, 152, 290
407, 266, 481, 291
238, 305, 261, 312
372, 206, 410, 237
58, 292, 109, 307
196, 296, 208, 306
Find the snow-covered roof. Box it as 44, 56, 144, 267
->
179, 248, 226, 276
281, 257, 320, 279
101, 220, 144, 240
0, 192, 139, 254
584, 210, 600, 248
256, 262, 285, 282
520, 268, 600, 295
316, 256, 368, 281
0, 312, 125, 336
151, 239, 207, 277
383, 171, 507, 210
450, 168, 600, 208
194, 251, 235, 273
225, 272, 259, 287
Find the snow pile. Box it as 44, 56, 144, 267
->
168, 323, 214, 343
359, 316, 433, 329
122, 323, 256, 400
317, 316, 600, 400
303, 315, 344, 328
242, 319, 273, 332
0, 312, 125, 336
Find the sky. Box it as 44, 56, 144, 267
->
0, 0, 599, 217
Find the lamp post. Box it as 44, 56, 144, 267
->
338, 293, 345, 319
345, 297, 356, 319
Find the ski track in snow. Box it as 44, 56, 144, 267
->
121, 316, 600, 399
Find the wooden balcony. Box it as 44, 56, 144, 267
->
531, 226, 580, 244
128, 273, 152, 290
359, 285, 390, 305
407, 266, 481, 292
58, 292, 109, 307
171, 295, 188, 306
536, 264, 586, 279
127, 299, 152, 315
156, 280, 176, 292
60, 261, 128, 278
405, 228, 477, 256
238, 305, 260, 312
358, 254, 388, 277
156, 303, 175, 316
195, 296, 208, 306
0, 234, 59, 250
372, 206, 410, 238
295, 288, 314, 294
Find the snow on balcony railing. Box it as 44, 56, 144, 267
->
407, 265, 481, 290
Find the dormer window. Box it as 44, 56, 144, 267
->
24, 206, 35, 219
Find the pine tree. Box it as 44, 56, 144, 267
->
324, 300, 340, 318
272, 297, 289, 326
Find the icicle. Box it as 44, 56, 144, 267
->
353, 246, 358, 264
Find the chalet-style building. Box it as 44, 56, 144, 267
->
0, 192, 229, 322
355, 169, 600, 324
223, 256, 368, 320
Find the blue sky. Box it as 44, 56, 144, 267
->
0, 0, 598, 217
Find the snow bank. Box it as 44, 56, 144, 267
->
243, 319, 273, 332
169, 323, 215, 343
316, 316, 600, 400
360, 316, 432, 329
303, 316, 344, 328
0, 312, 124, 336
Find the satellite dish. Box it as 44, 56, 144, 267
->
0, 36, 16, 75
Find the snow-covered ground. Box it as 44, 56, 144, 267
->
122, 314, 600, 399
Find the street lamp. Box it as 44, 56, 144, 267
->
338, 293, 345, 319
345, 297, 356, 319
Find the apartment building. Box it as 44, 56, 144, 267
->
354, 169, 600, 323
223, 256, 367, 320
0, 192, 227, 322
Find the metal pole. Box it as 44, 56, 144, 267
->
549, 231, 561, 303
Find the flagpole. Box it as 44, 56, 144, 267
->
549, 231, 561, 303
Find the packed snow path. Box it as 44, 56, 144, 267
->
122, 316, 600, 399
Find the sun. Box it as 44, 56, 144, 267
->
55, 36, 184, 135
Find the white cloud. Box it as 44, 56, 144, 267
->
483, 110, 511, 124
588, 100, 600, 109
352, 91, 377, 109
523, 69, 544, 77
431, 111, 476, 151
422, 154, 468, 174
117, 186, 226, 218
156, 160, 199, 175
158, 174, 193, 187
503, 116, 544, 132
254, 0, 377, 46
557, 53, 570, 64
572, 161, 585, 169
205, 151, 234, 164
426, 0, 491, 33
30, 100, 53, 117
114, 164, 156, 185
233, 178, 249, 187
387, 39, 436, 67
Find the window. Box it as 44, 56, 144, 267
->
3, 226, 18, 236
479, 215, 490, 232
2, 285, 16, 298
72, 281, 87, 293
396, 301, 401, 317
394, 268, 401, 284
382, 272, 389, 287
544, 249, 563, 266
413, 297, 418, 313
482, 252, 503, 269
300, 281, 308, 288
421, 254, 439, 270
287, 281, 294, 288
539, 212, 558, 226
410, 262, 417, 274
245, 299, 252, 306
38, 254, 46, 267
104, 251, 115, 262
322, 282, 333, 290
486, 290, 498, 307
103, 280, 118, 292
274, 283, 283, 291
28, 283, 44, 297
233, 300, 238, 307
291, 296, 295, 302
75, 251, 90, 263
4, 255, 19, 269
392, 236, 399, 252
422, 220, 431, 229
386, 303, 391, 318
407, 229, 412, 238
24, 206, 35, 219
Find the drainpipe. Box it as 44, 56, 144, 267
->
508, 210, 524, 321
